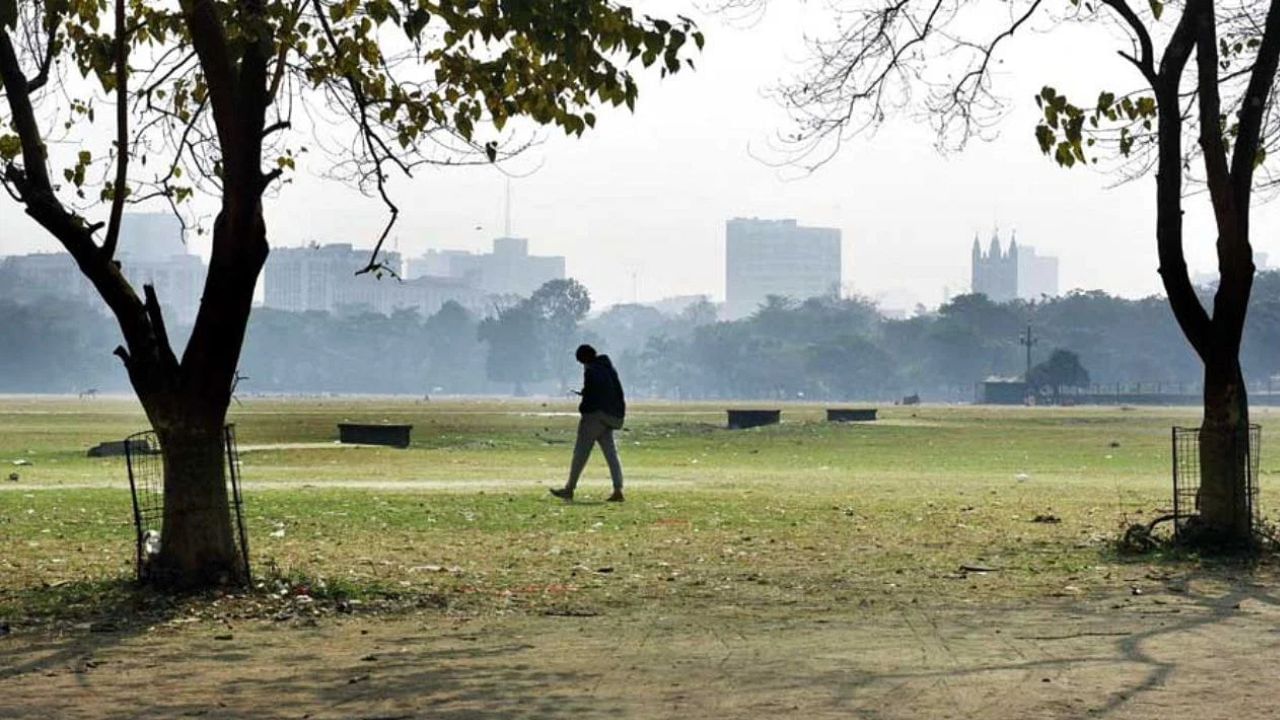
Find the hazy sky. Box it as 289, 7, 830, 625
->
4, 2, 1279, 311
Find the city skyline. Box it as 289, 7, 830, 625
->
2, 213, 1251, 319
5, 5, 1280, 311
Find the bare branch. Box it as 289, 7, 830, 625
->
1229, 0, 1280, 207
761, 1, 1054, 171
24, 14, 58, 92
263, 119, 290, 137
267, 0, 305, 101
101, 0, 130, 260
1194, 2, 1233, 221
1100, 0, 1157, 84
309, 0, 402, 276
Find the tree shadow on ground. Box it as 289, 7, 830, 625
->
255, 640, 609, 720
5, 563, 1280, 719
3, 629, 617, 720
806, 569, 1280, 718
0, 576, 188, 682
0, 574, 615, 720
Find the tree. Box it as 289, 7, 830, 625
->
477, 301, 546, 395
806, 333, 896, 400
727, 0, 1280, 545
0, 298, 123, 392
424, 301, 482, 394
584, 302, 666, 357
0, 0, 701, 587
1028, 348, 1091, 401
528, 278, 591, 389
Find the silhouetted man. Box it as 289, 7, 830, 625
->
550, 344, 626, 502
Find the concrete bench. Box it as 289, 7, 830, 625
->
726, 409, 781, 430
827, 408, 878, 422
87, 438, 155, 458
338, 423, 413, 448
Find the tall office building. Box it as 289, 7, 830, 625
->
406, 237, 565, 298
1015, 244, 1059, 300
724, 218, 842, 319
971, 230, 1059, 302
117, 213, 187, 261
115, 213, 205, 324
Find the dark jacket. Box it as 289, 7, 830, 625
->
579, 355, 626, 420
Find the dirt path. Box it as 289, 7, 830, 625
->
0, 477, 701, 492
4, 582, 1278, 719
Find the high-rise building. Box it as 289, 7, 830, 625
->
1016, 244, 1059, 300
115, 213, 204, 323
0, 212, 205, 324
406, 237, 565, 298
263, 243, 484, 317
724, 218, 842, 320
971, 230, 1058, 302
117, 213, 187, 262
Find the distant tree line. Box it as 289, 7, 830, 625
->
6, 273, 1280, 399
590, 274, 1280, 402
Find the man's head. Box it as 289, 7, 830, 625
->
575, 344, 598, 365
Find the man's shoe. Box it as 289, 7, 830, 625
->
549, 487, 573, 501
606, 490, 625, 503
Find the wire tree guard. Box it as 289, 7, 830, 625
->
124, 425, 251, 583
1171, 424, 1262, 542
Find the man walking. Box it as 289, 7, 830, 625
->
551, 344, 626, 502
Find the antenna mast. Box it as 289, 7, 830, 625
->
504, 178, 512, 237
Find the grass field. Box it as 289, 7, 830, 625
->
3, 397, 1279, 718
3, 397, 1274, 613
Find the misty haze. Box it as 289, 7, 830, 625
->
4, 1, 1280, 718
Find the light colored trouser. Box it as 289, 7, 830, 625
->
567, 411, 624, 492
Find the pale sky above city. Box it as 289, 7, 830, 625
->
3, 2, 1280, 312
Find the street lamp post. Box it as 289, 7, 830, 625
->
1019, 324, 1038, 395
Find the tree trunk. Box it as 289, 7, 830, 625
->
151, 417, 242, 588
1197, 354, 1252, 544
126, 200, 266, 590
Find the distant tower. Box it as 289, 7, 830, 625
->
971, 228, 1018, 302
970, 233, 983, 298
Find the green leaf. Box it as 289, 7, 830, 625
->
0, 133, 19, 161
1148, 1, 1163, 21
1035, 125, 1054, 154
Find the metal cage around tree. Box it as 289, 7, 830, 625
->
124, 425, 251, 583
1171, 424, 1262, 541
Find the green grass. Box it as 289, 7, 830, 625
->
2, 397, 1277, 623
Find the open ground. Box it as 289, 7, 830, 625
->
2, 398, 1279, 719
